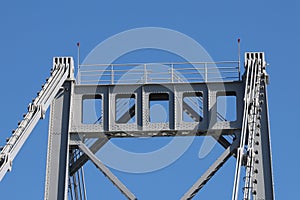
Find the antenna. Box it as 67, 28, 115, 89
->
77, 42, 80, 84
238, 38, 241, 80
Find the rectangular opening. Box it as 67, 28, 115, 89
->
217, 92, 236, 122
183, 92, 203, 122
82, 95, 102, 124
116, 94, 136, 123
149, 93, 169, 123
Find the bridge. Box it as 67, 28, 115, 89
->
0, 52, 274, 199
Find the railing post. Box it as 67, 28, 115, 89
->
171, 64, 174, 83
111, 64, 114, 84
78, 69, 81, 84
238, 61, 241, 81
144, 64, 147, 83
204, 63, 208, 82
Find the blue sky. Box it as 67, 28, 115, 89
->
0, 0, 299, 199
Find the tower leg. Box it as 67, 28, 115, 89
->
44, 81, 73, 200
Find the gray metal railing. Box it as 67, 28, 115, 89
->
77, 61, 240, 85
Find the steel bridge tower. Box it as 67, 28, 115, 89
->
0, 52, 274, 199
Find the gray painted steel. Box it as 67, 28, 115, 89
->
232, 52, 274, 200
181, 138, 240, 200
70, 82, 244, 137
78, 142, 137, 200
44, 80, 74, 200
251, 78, 274, 199
69, 137, 108, 176
0, 53, 274, 200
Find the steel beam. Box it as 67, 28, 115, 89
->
69, 137, 108, 176
78, 142, 137, 200
70, 82, 244, 135
212, 135, 231, 149
181, 138, 239, 200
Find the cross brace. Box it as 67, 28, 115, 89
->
181, 138, 239, 200
77, 142, 137, 200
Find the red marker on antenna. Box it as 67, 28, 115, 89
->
238, 38, 240, 43
77, 42, 80, 47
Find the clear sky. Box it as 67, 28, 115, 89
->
0, 0, 299, 199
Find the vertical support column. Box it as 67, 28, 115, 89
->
103, 87, 110, 131
44, 81, 73, 200
142, 86, 149, 128
108, 86, 116, 131
202, 87, 209, 130
169, 87, 175, 130
173, 89, 181, 130
208, 90, 217, 128
137, 86, 143, 129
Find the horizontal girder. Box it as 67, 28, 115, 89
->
70, 82, 244, 137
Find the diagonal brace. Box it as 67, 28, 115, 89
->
212, 135, 231, 149
70, 137, 108, 176
78, 142, 137, 200
181, 139, 239, 200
